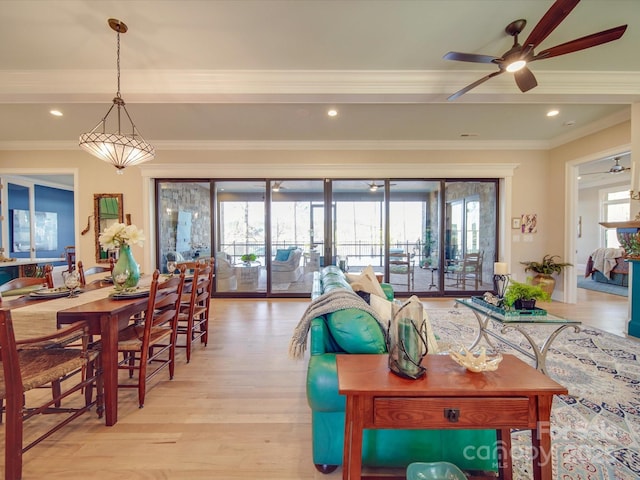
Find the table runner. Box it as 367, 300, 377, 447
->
8, 276, 153, 340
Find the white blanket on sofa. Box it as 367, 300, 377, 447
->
591, 247, 624, 279
288, 289, 385, 360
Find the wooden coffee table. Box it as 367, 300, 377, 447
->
337, 354, 567, 480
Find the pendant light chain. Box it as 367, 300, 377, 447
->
116, 26, 121, 99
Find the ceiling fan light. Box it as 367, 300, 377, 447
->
506, 60, 527, 72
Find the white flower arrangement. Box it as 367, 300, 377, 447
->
99, 223, 145, 251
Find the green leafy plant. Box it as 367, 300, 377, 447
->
520, 254, 572, 275
241, 253, 257, 262
503, 281, 551, 308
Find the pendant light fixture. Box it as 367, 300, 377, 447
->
79, 18, 154, 174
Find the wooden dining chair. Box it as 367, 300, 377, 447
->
0, 264, 54, 297
0, 310, 103, 480
113, 268, 186, 408
77, 259, 114, 286
64, 245, 76, 272
177, 258, 214, 363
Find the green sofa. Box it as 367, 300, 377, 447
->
305, 266, 498, 474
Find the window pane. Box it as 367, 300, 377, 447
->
157, 181, 212, 272
389, 180, 440, 293
270, 180, 323, 294
444, 181, 497, 293
216, 181, 265, 293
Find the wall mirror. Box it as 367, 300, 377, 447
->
94, 193, 123, 263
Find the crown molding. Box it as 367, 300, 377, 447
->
1, 70, 639, 103
140, 163, 520, 179
548, 108, 631, 148
0, 139, 548, 152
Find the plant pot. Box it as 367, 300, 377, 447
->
514, 299, 536, 310
531, 274, 555, 296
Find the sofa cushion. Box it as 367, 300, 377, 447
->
325, 308, 386, 354
322, 274, 351, 293
275, 249, 291, 261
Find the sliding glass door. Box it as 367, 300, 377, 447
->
269, 180, 324, 295
154, 177, 498, 297
443, 180, 497, 294
215, 181, 266, 294
331, 180, 386, 276
388, 180, 441, 293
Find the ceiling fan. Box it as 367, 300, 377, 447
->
366, 181, 396, 192
580, 157, 630, 177
272, 181, 285, 192
443, 0, 627, 101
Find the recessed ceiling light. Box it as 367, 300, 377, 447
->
327, 109, 338, 117
50, 110, 63, 117
546, 109, 559, 117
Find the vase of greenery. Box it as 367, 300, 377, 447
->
520, 254, 572, 296
241, 253, 257, 266
503, 281, 551, 310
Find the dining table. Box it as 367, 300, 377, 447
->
5, 274, 154, 426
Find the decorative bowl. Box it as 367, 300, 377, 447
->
407, 461, 467, 480
449, 346, 503, 372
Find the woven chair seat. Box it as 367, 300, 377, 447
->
113, 324, 173, 352
0, 348, 98, 397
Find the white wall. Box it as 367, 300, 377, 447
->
1, 128, 633, 303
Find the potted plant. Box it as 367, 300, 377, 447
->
520, 254, 572, 296
503, 281, 551, 310
240, 253, 257, 265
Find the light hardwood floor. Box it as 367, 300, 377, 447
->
3, 289, 634, 479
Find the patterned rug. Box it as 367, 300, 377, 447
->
427, 306, 640, 480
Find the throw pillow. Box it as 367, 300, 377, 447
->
275, 249, 291, 261
325, 308, 386, 354
346, 265, 386, 299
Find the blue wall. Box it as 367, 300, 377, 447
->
7, 182, 74, 259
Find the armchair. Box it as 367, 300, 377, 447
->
215, 252, 237, 291
272, 248, 303, 283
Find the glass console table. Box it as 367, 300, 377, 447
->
455, 298, 581, 375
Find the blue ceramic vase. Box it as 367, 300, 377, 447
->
112, 244, 140, 289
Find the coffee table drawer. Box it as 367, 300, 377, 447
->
373, 397, 532, 428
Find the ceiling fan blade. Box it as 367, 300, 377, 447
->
447, 71, 503, 101
443, 51, 500, 64
524, 0, 580, 48
532, 25, 628, 61
514, 66, 537, 92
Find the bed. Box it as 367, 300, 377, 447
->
585, 247, 628, 287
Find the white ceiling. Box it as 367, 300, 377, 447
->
1, 0, 639, 151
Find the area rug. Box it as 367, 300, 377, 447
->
577, 275, 628, 297
427, 306, 640, 480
